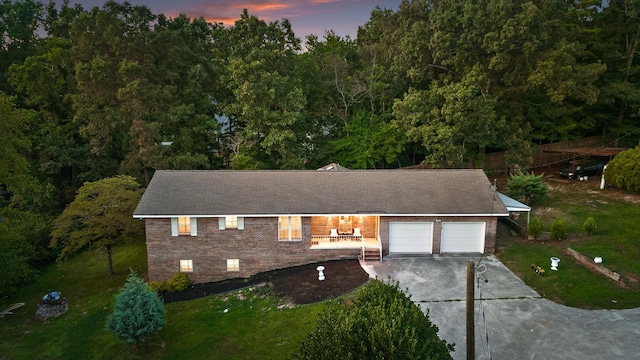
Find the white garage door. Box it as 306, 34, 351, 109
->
389, 222, 433, 254
441, 222, 485, 253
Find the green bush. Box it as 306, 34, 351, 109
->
147, 281, 166, 293
106, 272, 166, 349
528, 217, 544, 240
583, 217, 597, 236
165, 272, 191, 293
550, 217, 566, 241
604, 146, 640, 193
507, 171, 549, 204
291, 279, 454, 360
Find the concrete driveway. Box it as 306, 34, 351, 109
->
361, 255, 640, 360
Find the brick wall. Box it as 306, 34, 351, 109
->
145, 217, 361, 284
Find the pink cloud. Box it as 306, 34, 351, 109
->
166, 1, 297, 25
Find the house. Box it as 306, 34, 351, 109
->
133, 169, 509, 284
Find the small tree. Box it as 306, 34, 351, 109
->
507, 171, 549, 205
528, 217, 544, 240
550, 217, 566, 241
603, 146, 640, 193
50, 175, 144, 276
291, 279, 454, 360
583, 217, 597, 236
106, 272, 166, 350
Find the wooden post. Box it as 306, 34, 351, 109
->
467, 261, 475, 360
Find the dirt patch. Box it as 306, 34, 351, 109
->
162, 259, 371, 305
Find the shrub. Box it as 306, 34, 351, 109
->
583, 217, 597, 236
291, 279, 454, 360
147, 281, 166, 294
550, 217, 566, 240
528, 217, 544, 240
604, 146, 640, 193
165, 272, 191, 293
507, 171, 549, 204
106, 272, 166, 349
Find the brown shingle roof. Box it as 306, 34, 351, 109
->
133, 169, 508, 217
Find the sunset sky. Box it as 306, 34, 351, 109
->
71, 0, 402, 40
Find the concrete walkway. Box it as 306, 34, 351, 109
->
361, 255, 640, 360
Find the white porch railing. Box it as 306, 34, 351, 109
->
310, 234, 363, 246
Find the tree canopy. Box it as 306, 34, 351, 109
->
50, 175, 144, 276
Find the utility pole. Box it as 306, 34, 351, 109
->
467, 261, 475, 360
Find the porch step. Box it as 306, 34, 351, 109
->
361, 248, 382, 262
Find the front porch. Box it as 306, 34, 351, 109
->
309, 215, 382, 261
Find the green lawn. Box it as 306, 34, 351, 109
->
0, 240, 323, 359
497, 181, 640, 309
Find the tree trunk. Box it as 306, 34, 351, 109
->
107, 244, 114, 276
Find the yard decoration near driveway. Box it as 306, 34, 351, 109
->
531, 263, 545, 275
316, 266, 325, 281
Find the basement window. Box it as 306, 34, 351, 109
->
180, 260, 193, 272
227, 259, 240, 272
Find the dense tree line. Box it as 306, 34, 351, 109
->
1, 0, 639, 295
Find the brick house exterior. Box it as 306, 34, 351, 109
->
134, 169, 508, 284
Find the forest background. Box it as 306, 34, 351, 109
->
1, 0, 639, 296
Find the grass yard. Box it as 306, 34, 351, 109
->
496, 176, 640, 309
0, 240, 323, 359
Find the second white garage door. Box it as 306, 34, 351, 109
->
389, 222, 433, 254
441, 222, 486, 253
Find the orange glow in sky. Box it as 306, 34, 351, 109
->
72, 0, 401, 40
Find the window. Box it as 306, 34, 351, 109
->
172, 217, 197, 236
225, 216, 238, 229
180, 260, 193, 272
178, 217, 190, 235
218, 216, 244, 230
227, 259, 239, 271
278, 216, 301, 241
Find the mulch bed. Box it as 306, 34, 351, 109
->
161, 259, 371, 305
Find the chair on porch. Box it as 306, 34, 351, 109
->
330, 228, 339, 241
353, 227, 362, 238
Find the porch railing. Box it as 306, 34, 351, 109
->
311, 234, 362, 245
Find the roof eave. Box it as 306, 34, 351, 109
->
133, 212, 510, 219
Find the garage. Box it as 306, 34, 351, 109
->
389, 222, 433, 254
441, 222, 485, 253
